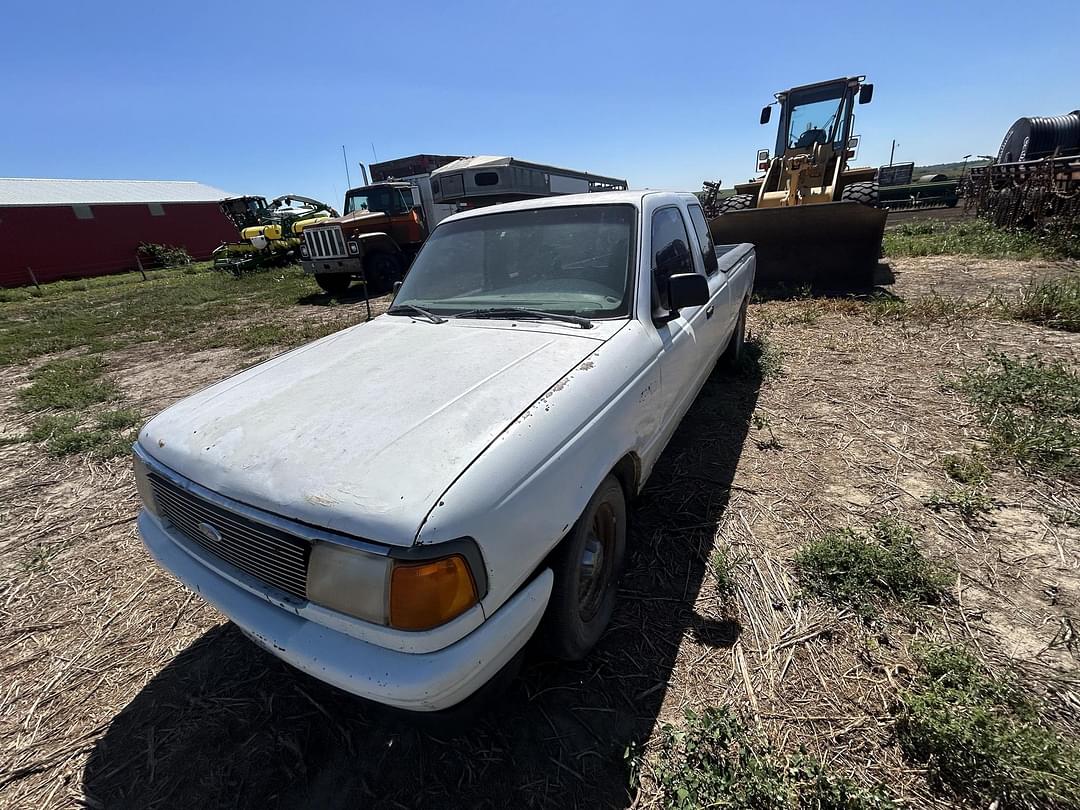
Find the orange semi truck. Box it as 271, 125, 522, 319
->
300, 181, 428, 295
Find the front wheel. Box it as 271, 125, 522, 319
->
364, 251, 402, 293
315, 273, 351, 295
542, 475, 627, 661
841, 181, 879, 207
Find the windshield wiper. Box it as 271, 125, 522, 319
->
453, 307, 593, 329
386, 304, 446, 324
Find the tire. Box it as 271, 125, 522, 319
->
315, 273, 351, 295
841, 181, 879, 207
721, 297, 747, 369
716, 193, 756, 215
542, 475, 627, 661
364, 251, 402, 292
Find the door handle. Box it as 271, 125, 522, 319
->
705, 305, 715, 319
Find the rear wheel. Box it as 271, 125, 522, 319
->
841, 181, 879, 207
716, 193, 756, 215
721, 298, 747, 368
315, 273, 351, 295
542, 475, 627, 661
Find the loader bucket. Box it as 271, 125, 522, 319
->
709, 202, 887, 288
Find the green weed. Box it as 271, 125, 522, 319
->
924, 489, 993, 521
740, 333, 783, 380
942, 453, 989, 485
710, 548, 736, 597
26, 410, 139, 458
897, 643, 1080, 808
650, 706, 893, 809
1010, 276, 1080, 332
956, 354, 1080, 478
793, 519, 950, 618
18, 357, 117, 411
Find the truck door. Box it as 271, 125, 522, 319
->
649, 206, 710, 424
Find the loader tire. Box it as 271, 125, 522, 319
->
315, 273, 351, 295
716, 194, 756, 215
841, 181, 879, 207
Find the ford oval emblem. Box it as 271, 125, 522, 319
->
197, 521, 223, 544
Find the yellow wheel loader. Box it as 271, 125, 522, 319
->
710, 76, 887, 287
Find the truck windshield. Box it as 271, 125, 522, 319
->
392, 204, 635, 319
344, 187, 411, 215
785, 83, 846, 150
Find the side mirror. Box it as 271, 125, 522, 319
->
760, 105, 772, 125
392, 281, 402, 298
846, 135, 860, 161
858, 84, 874, 105
668, 273, 709, 312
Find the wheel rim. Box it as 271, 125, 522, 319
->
577, 502, 616, 622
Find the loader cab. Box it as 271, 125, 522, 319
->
774, 79, 858, 159
753, 76, 873, 207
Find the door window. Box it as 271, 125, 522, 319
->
651, 207, 693, 311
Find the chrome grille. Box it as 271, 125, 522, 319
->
303, 225, 347, 259
148, 472, 310, 600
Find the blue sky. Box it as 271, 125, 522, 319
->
5, 0, 1077, 206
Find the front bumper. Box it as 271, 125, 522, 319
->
138, 512, 553, 711
301, 256, 363, 276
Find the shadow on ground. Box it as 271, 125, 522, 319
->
83, 361, 760, 809
752, 261, 897, 301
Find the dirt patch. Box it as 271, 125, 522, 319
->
0, 257, 1078, 809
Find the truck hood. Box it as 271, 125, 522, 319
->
139, 318, 606, 546
316, 210, 390, 228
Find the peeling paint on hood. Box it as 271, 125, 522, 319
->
139, 317, 606, 547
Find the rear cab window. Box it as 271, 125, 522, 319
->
687, 204, 720, 275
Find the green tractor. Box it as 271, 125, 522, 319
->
213, 194, 338, 276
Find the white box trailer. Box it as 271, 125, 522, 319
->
430, 156, 628, 209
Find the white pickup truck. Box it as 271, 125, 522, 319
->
134, 191, 755, 712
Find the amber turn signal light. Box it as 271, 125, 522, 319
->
389, 555, 478, 631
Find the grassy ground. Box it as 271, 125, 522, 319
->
1, 255, 1078, 809
0, 263, 358, 366
0, 264, 381, 457
884, 219, 1079, 261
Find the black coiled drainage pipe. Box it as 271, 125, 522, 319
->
996, 110, 1080, 163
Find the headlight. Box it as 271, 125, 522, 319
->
300, 244, 309, 258
347, 241, 360, 256
132, 449, 161, 518
307, 541, 483, 630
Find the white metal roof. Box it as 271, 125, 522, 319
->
0, 178, 237, 207
432, 156, 513, 173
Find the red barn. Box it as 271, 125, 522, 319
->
0, 178, 241, 287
